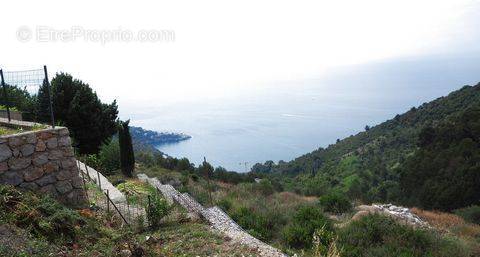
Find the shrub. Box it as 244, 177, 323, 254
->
319, 192, 352, 214
97, 139, 121, 174
454, 205, 480, 225
337, 214, 471, 257
282, 205, 332, 249
146, 193, 171, 229
217, 198, 232, 212
257, 179, 275, 196
231, 207, 275, 241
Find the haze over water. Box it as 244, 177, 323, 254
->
130, 55, 480, 171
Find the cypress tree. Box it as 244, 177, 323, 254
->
118, 120, 135, 177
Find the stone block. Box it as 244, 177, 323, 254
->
61, 157, 76, 168
12, 148, 20, 158
48, 149, 63, 160
58, 136, 71, 147
19, 182, 39, 191
32, 152, 49, 166
55, 180, 73, 194
0, 144, 12, 162
56, 168, 75, 181
61, 147, 74, 157
58, 128, 69, 136
8, 137, 24, 147
35, 173, 57, 187
20, 144, 35, 157
38, 132, 53, 140
35, 140, 46, 152
71, 176, 84, 189
0, 162, 8, 172
24, 166, 45, 182
43, 162, 59, 173
46, 137, 58, 149
25, 133, 37, 144
39, 184, 58, 197
1, 171, 24, 186
8, 157, 31, 170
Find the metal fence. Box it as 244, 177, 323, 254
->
77, 161, 150, 226
0, 66, 55, 127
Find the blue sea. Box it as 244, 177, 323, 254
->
131, 54, 480, 171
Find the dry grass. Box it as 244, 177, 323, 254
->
411, 207, 465, 231
411, 207, 480, 247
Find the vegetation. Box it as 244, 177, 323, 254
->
319, 192, 353, 214
454, 205, 480, 225
146, 192, 172, 229
252, 83, 480, 211
118, 120, 135, 177
338, 214, 470, 257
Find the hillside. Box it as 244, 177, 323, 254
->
253, 83, 480, 208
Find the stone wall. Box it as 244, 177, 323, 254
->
0, 124, 86, 207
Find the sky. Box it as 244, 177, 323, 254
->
1, 0, 480, 115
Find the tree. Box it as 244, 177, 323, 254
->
38, 73, 118, 154
118, 120, 135, 178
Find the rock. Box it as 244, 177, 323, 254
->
46, 137, 58, 149
1, 171, 24, 186
8, 137, 24, 147
32, 152, 49, 166
55, 181, 73, 194
19, 182, 39, 191
12, 148, 20, 158
56, 168, 75, 181
35, 140, 46, 151
0, 162, 8, 172
25, 133, 37, 144
0, 144, 12, 162
58, 136, 71, 147
43, 162, 59, 173
20, 144, 35, 157
71, 176, 84, 189
61, 157, 76, 168
35, 173, 57, 186
61, 147, 74, 157
24, 166, 45, 182
37, 132, 53, 140
8, 157, 31, 170
58, 128, 69, 136
48, 149, 63, 160
39, 184, 58, 196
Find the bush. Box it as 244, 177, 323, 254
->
319, 192, 352, 214
97, 139, 121, 174
454, 205, 480, 224
282, 205, 332, 249
231, 207, 275, 241
257, 179, 275, 196
337, 214, 471, 257
146, 193, 171, 229
217, 198, 233, 212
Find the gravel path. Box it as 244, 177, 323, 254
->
138, 173, 287, 257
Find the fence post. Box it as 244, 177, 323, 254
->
0, 70, 11, 122
43, 65, 55, 128
106, 190, 110, 213
84, 162, 90, 180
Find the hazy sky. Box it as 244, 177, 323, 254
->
1, 0, 480, 113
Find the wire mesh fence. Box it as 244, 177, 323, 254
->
0, 66, 54, 127
77, 161, 150, 227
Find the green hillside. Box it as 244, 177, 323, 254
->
254, 83, 480, 209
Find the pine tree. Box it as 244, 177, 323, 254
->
118, 120, 135, 177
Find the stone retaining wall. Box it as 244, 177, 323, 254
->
0, 123, 86, 207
